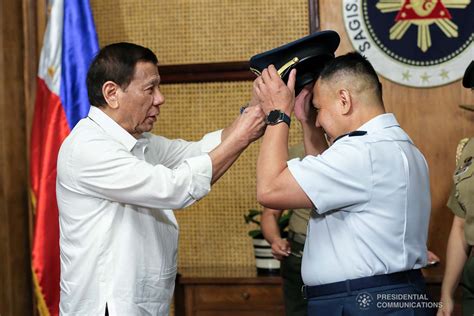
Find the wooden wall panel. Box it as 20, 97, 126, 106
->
0, 0, 34, 315
318, 0, 474, 279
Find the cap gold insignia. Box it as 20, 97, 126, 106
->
250, 57, 300, 78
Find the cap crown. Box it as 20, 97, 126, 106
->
249, 30, 340, 94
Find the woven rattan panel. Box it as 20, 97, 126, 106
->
90, 0, 309, 64
155, 81, 303, 268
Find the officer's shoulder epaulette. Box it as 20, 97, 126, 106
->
348, 131, 367, 137
456, 138, 470, 164
333, 130, 367, 143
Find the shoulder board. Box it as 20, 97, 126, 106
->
333, 130, 367, 143
348, 131, 367, 137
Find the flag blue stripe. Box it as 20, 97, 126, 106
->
60, 0, 99, 129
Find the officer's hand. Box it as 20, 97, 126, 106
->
427, 250, 440, 265
437, 295, 454, 316
270, 237, 291, 261
253, 65, 296, 115
294, 83, 315, 124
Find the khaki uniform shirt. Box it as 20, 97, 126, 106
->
287, 143, 311, 236
447, 138, 474, 245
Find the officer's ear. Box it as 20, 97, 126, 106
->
102, 81, 120, 109
338, 88, 352, 115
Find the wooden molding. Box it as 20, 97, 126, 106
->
159, 61, 255, 84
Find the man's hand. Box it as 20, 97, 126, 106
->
294, 83, 316, 124
270, 237, 291, 261
253, 65, 296, 115
427, 250, 440, 267
293, 83, 328, 156
210, 104, 265, 184
233, 105, 266, 145
437, 295, 454, 316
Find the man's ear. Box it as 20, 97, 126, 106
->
102, 81, 120, 109
338, 89, 352, 115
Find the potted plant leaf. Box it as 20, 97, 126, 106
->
244, 209, 290, 274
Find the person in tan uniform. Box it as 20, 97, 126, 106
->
438, 60, 474, 316
261, 143, 310, 316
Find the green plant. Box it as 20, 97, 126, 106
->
243, 209, 290, 238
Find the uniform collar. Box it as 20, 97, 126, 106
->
333, 113, 407, 144
87, 106, 137, 152
358, 113, 400, 133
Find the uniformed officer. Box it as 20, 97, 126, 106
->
438, 60, 474, 316
261, 142, 310, 316
262, 122, 440, 316
254, 52, 435, 316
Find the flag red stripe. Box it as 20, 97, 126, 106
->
31, 77, 70, 316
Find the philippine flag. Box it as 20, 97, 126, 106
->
30, 0, 98, 315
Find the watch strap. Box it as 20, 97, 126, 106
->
266, 110, 291, 127
280, 112, 291, 127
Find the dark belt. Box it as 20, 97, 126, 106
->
288, 230, 306, 245
301, 269, 424, 299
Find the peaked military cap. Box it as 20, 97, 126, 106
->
249, 30, 340, 94
463, 60, 474, 88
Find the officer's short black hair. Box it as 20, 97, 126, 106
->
319, 52, 383, 101
86, 42, 158, 107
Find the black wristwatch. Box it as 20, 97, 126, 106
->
265, 109, 291, 127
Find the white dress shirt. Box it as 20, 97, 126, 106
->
57, 106, 221, 315
288, 113, 430, 286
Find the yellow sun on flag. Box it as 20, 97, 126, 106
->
47, 66, 55, 79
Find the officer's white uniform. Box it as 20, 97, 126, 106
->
287, 113, 430, 286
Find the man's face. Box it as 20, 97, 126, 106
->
117, 61, 165, 137
312, 80, 343, 144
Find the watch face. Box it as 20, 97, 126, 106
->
267, 110, 281, 123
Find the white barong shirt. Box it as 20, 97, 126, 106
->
57, 106, 221, 315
